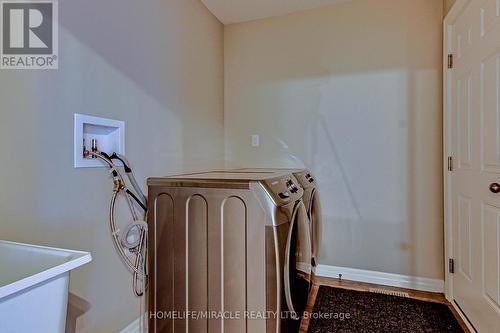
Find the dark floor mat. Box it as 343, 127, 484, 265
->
308, 286, 464, 333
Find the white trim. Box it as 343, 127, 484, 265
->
443, 0, 472, 303
315, 265, 444, 293
444, 0, 470, 22
443, 5, 453, 303
120, 316, 144, 333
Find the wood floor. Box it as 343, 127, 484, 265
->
299, 276, 470, 333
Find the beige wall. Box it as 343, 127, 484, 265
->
225, 0, 444, 279
0, 0, 223, 332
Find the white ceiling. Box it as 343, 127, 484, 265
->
201, 0, 350, 25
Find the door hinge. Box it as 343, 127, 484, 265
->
449, 258, 455, 274
448, 156, 454, 171
448, 54, 454, 69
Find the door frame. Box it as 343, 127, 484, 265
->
443, 1, 476, 331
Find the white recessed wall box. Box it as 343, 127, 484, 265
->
74, 114, 125, 168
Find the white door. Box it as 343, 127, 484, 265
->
446, 0, 500, 332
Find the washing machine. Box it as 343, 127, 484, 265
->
235, 168, 322, 268
147, 170, 312, 333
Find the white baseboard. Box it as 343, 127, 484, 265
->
120, 316, 144, 333
315, 264, 444, 293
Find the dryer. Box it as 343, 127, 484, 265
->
235, 168, 322, 268
291, 170, 322, 268
147, 170, 312, 333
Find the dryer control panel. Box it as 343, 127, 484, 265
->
262, 175, 304, 206
293, 170, 316, 190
